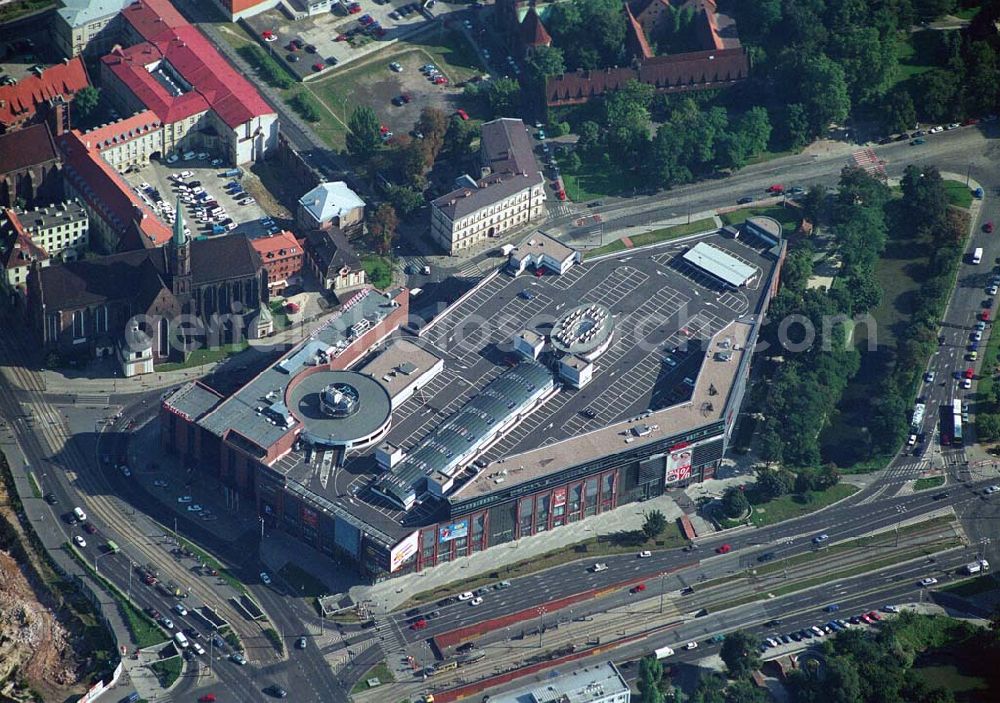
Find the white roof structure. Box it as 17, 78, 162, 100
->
299, 182, 365, 225
489, 662, 630, 703
682, 242, 756, 288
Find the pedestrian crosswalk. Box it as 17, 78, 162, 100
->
850, 148, 886, 177
881, 460, 928, 483
75, 394, 110, 406
548, 202, 579, 218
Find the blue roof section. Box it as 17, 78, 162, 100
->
374, 361, 555, 507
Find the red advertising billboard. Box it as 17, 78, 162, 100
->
665, 447, 692, 483
302, 505, 318, 528
552, 487, 567, 508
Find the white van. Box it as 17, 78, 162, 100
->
73, 507, 87, 522
173, 631, 189, 649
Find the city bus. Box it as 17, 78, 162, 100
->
952, 399, 963, 447
105, 540, 120, 554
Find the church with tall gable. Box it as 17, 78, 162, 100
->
26, 199, 270, 371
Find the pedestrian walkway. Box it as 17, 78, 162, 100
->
353, 493, 685, 612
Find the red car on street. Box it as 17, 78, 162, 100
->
199, 696, 217, 703
313, 62, 324, 72
456, 109, 469, 121
347, 2, 362, 12
965, 367, 975, 380
716, 543, 732, 554
766, 184, 784, 194
630, 583, 647, 594
410, 619, 428, 630
985, 221, 994, 233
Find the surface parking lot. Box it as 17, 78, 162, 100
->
123, 157, 275, 240
245, 0, 469, 75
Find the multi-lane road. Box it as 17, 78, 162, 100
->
1, 124, 998, 700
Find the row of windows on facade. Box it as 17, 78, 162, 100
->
48, 305, 110, 342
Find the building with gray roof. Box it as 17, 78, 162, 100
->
297, 182, 365, 233
682, 241, 758, 288
431, 118, 546, 255
489, 662, 629, 703
55, 0, 135, 58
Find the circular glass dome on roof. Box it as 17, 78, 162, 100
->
550, 303, 615, 358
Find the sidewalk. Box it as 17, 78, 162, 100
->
0, 439, 164, 702
353, 492, 685, 613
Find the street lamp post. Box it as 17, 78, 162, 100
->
659, 572, 666, 614
95, 550, 114, 576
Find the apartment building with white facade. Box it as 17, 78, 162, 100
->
2, 200, 88, 292
431, 118, 545, 255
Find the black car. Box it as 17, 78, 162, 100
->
878, 136, 893, 144
932, 492, 949, 500
438, 597, 454, 607
44, 492, 58, 504
764, 618, 782, 627
265, 685, 288, 698
406, 608, 422, 617
287, 54, 300, 63
427, 610, 440, 619
184, 627, 201, 640
737, 196, 754, 204
757, 552, 776, 562
457, 642, 476, 653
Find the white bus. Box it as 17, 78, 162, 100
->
973, 247, 983, 264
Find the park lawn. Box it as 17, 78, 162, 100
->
975, 311, 1000, 408
156, 341, 249, 371
748, 484, 858, 527
914, 476, 946, 491
584, 239, 627, 259
278, 562, 329, 598
352, 662, 396, 693
942, 180, 974, 208
558, 165, 646, 202
585, 218, 717, 259
0, 0, 55, 22
361, 255, 394, 288
893, 32, 939, 85
720, 204, 800, 233
911, 663, 990, 700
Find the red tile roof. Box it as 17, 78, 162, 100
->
0, 123, 59, 175
58, 130, 172, 248
109, 1, 275, 130
625, 4, 654, 60
2, 208, 49, 273
250, 230, 301, 259
78, 110, 162, 151
0, 57, 90, 129
520, 7, 551, 47
545, 47, 748, 107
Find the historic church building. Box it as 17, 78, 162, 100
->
27, 200, 269, 368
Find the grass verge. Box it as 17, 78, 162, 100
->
278, 562, 329, 598
176, 536, 247, 596
361, 254, 394, 288
402, 524, 687, 609
351, 661, 396, 693
942, 180, 974, 209
941, 575, 998, 597
914, 476, 946, 491
220, 626, 243, 652
149, 657, 182, 688
720, 204, 802, 232
263, 626, 284, 655
27, 471, 41, 498
587, 218, 717, 258
748, 484, 858, 527
64, 543, 166, 648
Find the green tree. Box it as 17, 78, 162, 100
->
576, 120, 601, 158
486, 77, 522, 117
721, 487, 749, 519
830, 26, 897, 106
778, 103, 811, 150
963, 41, 1000, 117
977, 414, 1000, 442
416, 106, 448, 163
443, 116, 479, 161
385, 184, 424, 218
525, 45, 566, 83
754, 468, 793, 502
916, 69, 960, 123
642, 510, 668, 540
637, 655, 664, 703
346, 106, 382, 159
914, 0, 956, 21
368, 203, 398, 255
800, 184, 825, 225
690, 672, 726, 703
725, 679, 769, 703
798, 55, 851, 135
603, 80, 654, 169
880, 85, 917, 134
737, 0, 782, 41
73, 85, 101, 120
717, 107, 771, 169
720, 631, 761, 679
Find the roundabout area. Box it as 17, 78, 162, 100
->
288, 370, 392, 450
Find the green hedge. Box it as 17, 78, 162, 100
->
237, 44, 294, 89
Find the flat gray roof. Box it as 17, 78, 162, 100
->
164, 381, 223, 422
197, 288, 403, 451
358, 339, 442, 399
15, 199, 87, 231
458, 320, 752, 501
512, 232, 576, 267
490, 662, 629, 703
289, 370, 392, 447
682, 241, 757, 288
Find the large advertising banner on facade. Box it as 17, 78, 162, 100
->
302, 506, 319, 528
390, 530, 420, 572
665, 444, 693, 483
438, 519, 469, 543
552, 487, 567, 508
